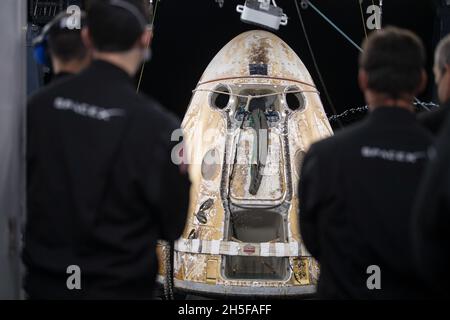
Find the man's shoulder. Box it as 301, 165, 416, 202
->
308, 121, 367, 156
126, 95, 182, 147
417, 106, 449, 135
418, 105, 449, 120
132, 94, 181, 129
27, 78, 73, 109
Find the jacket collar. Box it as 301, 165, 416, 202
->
89, 59, 133, 84
367, 106, 417, 126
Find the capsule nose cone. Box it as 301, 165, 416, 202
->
199, 30, 315, 86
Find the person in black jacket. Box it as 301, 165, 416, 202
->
24, 0, 190, 299
418, 34, 450, 135
412, 34, 450, 298
299, 27, 432, 299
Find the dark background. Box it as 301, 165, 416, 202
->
29, 0, 448, 127
141, 0, 439, 127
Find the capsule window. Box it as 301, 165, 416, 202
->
210, 84, 231, 110
201, 149, 220, 181
285, 86, 306, 112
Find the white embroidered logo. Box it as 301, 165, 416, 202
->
361, 146, 427, 163
54, 97, 125, 121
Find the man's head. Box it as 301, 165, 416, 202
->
35, 11, 91, 75
358, 27, 427, 110
433, 34, 450, 104
83, 0, 152, 76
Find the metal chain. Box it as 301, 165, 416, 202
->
328, 105, 368, 122
328, 102, 440, 123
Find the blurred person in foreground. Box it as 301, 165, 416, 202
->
24, 0, 190, 299
412, 34, 450, 298
418, 34, 450, 135
299, 27, 432, 299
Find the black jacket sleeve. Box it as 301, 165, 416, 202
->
298, 145, 325, 259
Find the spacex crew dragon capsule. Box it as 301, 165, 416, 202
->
157, 30, 333, 297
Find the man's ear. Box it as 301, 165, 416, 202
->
444, 64, 450, 77
81, 27, 93, 50
358, 69, 369, 92
140, 28, 153, 48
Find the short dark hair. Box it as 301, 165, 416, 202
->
86, 0, 149, 52
48, 31, 88, 63
359, 26, 426, 98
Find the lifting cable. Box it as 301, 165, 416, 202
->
302, 0, 363, 53
358, 0, 368, 40
294, 0, 343, 128
297, 0, 433, 114
136, 0, 159, 93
